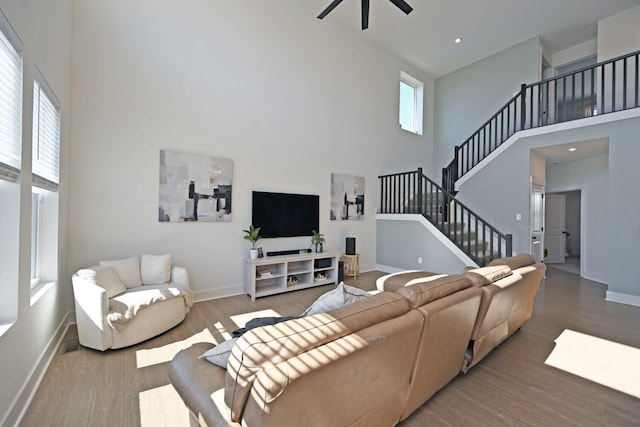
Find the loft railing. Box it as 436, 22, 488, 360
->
379, 168, 512, 266
443, 49, 640, 194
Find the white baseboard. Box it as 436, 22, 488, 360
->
4, 311, 73, 427
193, 284, 245, 302
375, 264, 405, 274
605, 291, 640, 307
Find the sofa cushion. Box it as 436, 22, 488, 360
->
301, 282, 369, 316
376, 270, 443, 292
107, 283, 187, 332
200, 337, 238, 369
395, 274, 472, 308
488, 253, 535, 270
77, 265, 127, 299
141, 254, 172, 285
464, 265, 512, 287
100, 256, 142, 288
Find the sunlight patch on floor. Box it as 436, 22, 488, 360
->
139, 383, 191, 427
136, 328, 215, 369
545, 329, 640, 398
230, 308, 281, 328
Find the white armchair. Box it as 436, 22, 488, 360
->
72, 255, 193, 351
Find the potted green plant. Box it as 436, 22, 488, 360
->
243, 225, 261, 259
311, 230, 325, 253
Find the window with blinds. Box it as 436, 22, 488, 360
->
0, 19, 23, 182
32, 75, 61, 191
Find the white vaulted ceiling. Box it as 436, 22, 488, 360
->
306, 0, 640, 77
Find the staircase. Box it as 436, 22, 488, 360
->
443, 49, 640, 195
378, 168, 511, 266
379, 50, 640, 266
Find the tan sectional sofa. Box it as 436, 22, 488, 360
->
170, 254, 544, 427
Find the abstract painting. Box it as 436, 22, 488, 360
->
159, 150, 232, 222
330, 173, 364, 221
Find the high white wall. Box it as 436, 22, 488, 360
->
433, 37, 541, 172
0, 0, 72, 424
68, 0, 434, 300
598, 5, 640, 61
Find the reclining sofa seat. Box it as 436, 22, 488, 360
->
394, 274, 482, 421
461, 253, 546, 372
170, 292, 424, 427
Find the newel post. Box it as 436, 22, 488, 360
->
417, 167, 423, 214
520, 83, 527, 130
506, 234, 513, 257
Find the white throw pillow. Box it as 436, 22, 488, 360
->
301, 283, 346, 316
100, 256, 142, 288
342, 283, 371, 305
301, 282, 370, 317
200, 338, 238, 369
141, 254, 173, 285
77, 265, 127, 299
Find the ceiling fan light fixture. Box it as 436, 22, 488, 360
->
318, 0, 413, 30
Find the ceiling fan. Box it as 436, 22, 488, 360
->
317, 0, 413, 30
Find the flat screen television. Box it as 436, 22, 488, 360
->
252, 191, 320, 238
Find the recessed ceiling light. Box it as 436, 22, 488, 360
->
568, 147, 577, 152
455, 38, 462, 44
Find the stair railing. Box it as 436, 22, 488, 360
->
443, 49, 640, 194
379, 168, 512, 266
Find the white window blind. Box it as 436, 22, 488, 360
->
32, 76, 60, 190
0, 20, 22, 182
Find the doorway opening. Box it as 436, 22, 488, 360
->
545, 189, 581, 275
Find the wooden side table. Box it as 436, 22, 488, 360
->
342, 253, 360, 279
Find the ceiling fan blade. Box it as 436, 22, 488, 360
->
388, 0, 413, 15
318, 0, 345, 19
362, 0, 369, 30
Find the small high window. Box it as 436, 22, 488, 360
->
399, 71, 424, 135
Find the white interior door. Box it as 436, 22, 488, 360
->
530, 185, 545, 263
545, 193, 566, 264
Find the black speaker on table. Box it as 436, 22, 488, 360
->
346, 237, 356, 255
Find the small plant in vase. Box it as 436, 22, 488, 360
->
243, 225, 261, 259
311, 230, 325, 253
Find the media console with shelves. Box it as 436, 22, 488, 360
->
245, 252, 340, 300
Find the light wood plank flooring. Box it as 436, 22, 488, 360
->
20, 267, 640, 427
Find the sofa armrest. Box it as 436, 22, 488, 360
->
171, 266, 193, 308
72, 273, 112, 351
171, 265, 190, 287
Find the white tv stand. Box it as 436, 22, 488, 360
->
245, 252, 340, 301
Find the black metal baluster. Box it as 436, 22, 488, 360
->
612, 61, 616, 112
601, 64, 606, 114
623, 57, 628, 110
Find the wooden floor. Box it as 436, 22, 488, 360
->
20, 267, 640, 427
